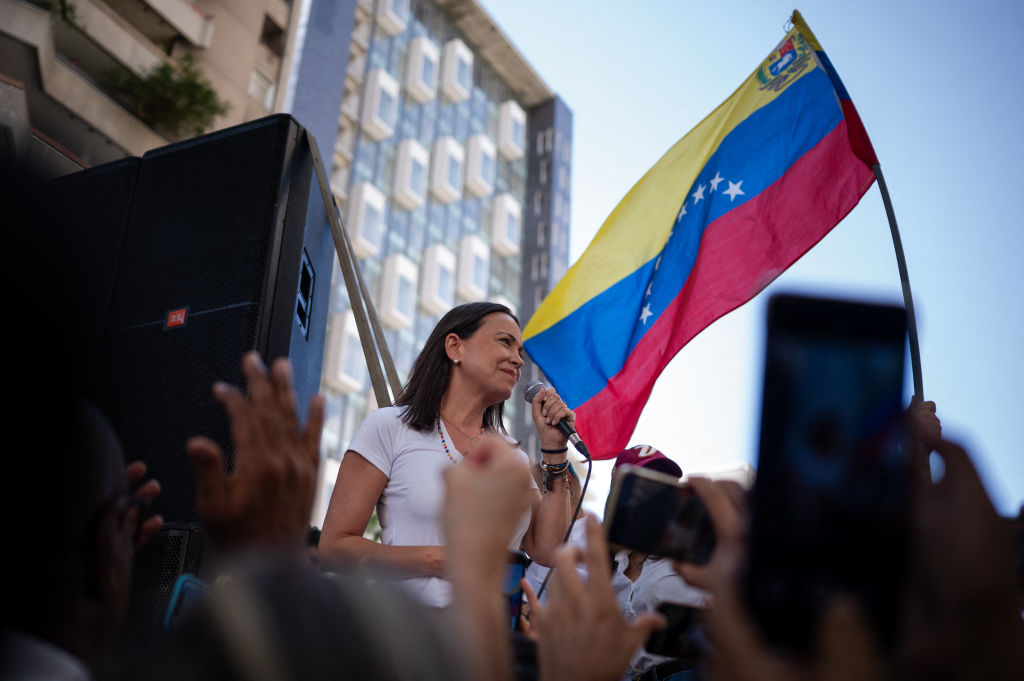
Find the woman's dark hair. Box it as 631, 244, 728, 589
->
397, 301, 519, 433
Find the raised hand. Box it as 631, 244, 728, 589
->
124, 460, 163, 550
186, 352, 326, 550
524, 516, 664, 681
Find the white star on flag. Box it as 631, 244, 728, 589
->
724, 180, 745, 201
646, 282, 652, 297
692, 184, 706, 203
709, 172, 724, 191
676, 203, 687, 221
639, 304, 653, 325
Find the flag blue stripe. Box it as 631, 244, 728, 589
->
524, 67, 844, 407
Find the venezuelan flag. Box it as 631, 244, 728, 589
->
523, 11, 878, 459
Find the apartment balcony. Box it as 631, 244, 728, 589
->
103, 0, 214, 51
1, 0, 166, 164
61, 0, 174, 75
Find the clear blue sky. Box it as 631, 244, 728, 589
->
478, 0, 1024, 516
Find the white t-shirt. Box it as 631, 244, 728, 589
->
346, 405, 536, 607
611, 552, 708, 679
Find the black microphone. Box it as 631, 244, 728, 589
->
523, 381, 590, 458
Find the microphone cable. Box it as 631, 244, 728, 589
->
534, 451, 592, 601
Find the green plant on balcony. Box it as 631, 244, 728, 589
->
103, 53, 230, 138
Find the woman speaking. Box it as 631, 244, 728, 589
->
320, 302, 574, 607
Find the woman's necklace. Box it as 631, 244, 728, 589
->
436, 415, 485, 464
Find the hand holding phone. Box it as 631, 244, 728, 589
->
604, 466, 716, 564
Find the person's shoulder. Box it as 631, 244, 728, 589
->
360, 406, 409, 428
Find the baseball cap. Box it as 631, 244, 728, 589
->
611, 444, 682, 479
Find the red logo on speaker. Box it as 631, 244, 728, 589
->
165, 307, 188, 329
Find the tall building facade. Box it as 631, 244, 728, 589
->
310, 0, 571, 524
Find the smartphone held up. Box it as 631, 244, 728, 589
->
604, 465, 716, 565
744, 293, 910, 655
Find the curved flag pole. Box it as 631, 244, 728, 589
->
872, 163, 924, 402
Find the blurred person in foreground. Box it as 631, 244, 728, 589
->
672, 404, 1024, 681
0, 392, 162, 681
126, 351, 543, 681
0, 161, 163, 681
320, 302, 573, 607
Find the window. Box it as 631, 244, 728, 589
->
498, 100, 526, 160
342, 333, 366, 383
397, 276, 414, 319
473, 253, 487, 291
364, 202, 383, 248
491, 193, 521, 257
376, 0, 409, 36
361, 69, 400, 140
411, 159, 425, 196
422, 58, 435, 89
421, 243, 457, 314
406, 36, 439, 103
325, 312, 367, 394
507, 211, 520, 244
347, 182, 386, 258
430, 137, 464, 203
248, 70, 275, 111
465, 134, 496, 197
394, 138, 429, 209
378, 89, 395, 129
481, 153, 494, 186
447, 154, 461, 189
438, 264, 454, 302
457, 235, 489, 300
260, 15, 285, 56
381, 254, 418, 329
441, 39, 473, 103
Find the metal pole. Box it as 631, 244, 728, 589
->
872, 163, 924, 401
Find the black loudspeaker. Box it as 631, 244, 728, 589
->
48, 114, 333, 643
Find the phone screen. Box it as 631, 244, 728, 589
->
504, 550, 531, 631
163, 573, 209, 630
644, 602, 704, 659
604, 467, 715, 564
745, 293, 909, 654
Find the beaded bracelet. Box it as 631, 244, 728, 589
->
539, 459, 571, 492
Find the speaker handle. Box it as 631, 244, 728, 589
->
304, 129, 402, 406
